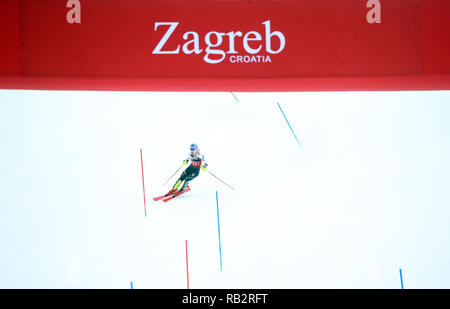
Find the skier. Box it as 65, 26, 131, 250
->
161, 143, 207, 200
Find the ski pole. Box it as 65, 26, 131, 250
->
163, 166, 183, 186
206, 170, 234, 190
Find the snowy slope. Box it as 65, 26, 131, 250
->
1, 90, 450, 288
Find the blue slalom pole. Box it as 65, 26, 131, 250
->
399, 269, 404, 289
216, 191, 223, 271
277, 102, 303, 149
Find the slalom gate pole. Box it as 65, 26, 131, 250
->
163, 166, 183, 186
206, 170, 234, 190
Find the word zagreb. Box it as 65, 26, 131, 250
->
152, 20, 285, 64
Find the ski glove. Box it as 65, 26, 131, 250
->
201, 164, 207, 171
182, 160, 188, 166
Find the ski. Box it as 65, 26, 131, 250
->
153, 190, 176, 201
163, 187, 191, 203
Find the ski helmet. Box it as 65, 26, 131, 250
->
190, 143, 198, 152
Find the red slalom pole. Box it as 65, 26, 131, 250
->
140, 148, 147, 217
185, 240, 190, 289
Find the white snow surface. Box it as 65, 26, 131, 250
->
1, 90, 450, 288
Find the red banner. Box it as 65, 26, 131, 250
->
0, 0, 449, 91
